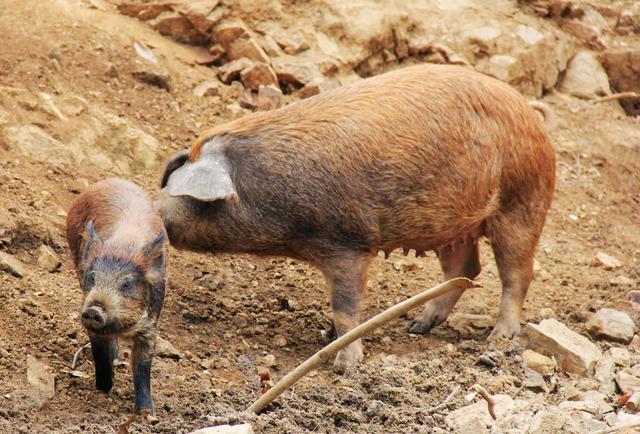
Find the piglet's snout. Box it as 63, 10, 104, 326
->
81, 305, 106, 330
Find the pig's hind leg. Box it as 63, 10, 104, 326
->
90, 334, 118, 393
319, 251, 374, 370
486, 211, 540, 339
409, 239, 481, 334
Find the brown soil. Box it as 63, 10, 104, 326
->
0, 0, 639, 433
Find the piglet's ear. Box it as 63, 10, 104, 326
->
143, 231, 166, 285
82, 220, 102, 266
165, 149, 238, 202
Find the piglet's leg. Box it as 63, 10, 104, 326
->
320, 251, 373, 370
90, 334, 118, 393
132, 334, 155, 414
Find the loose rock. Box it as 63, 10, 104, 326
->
594, 252, 623, 269
595, 354, 616, 394
27, 355, 55, 399
218, 58, 253, 84
36, 245, 61, 272
132, 63, 171, 90
525, 319, 602, 376
189, 423, 254, 434
617, 369, 640, 394
240, 63, 278, 90
560, 51, 611, 99
156, 337, 182, 360
447, 313, 493, 334
522, 349, 556, 375
193, 80, 222, 97
609, 347, 631, 367
587, 308, 635, 343
445, 394, 513, 433
272, 334, 287, 347
0, 251, 28, 277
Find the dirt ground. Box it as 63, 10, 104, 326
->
1, 0, 639, 433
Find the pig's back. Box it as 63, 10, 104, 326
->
210, 64, 554, 251
66, 178, 161, 267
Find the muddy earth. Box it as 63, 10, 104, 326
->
1, 0, 640, 433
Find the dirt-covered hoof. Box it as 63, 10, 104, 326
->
333, 341, 364, 372
488, 320, 521, 340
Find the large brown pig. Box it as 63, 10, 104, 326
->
156, 64, 555, 368
67, 178, 167, 413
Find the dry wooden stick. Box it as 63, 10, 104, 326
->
246, 277, 480, 414
426, 385, 462, 414
592, 92, 640, 104
71, 342, 91, 369
472, 384, 496, 420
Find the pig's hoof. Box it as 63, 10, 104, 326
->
408, 320, 433, 335
408, 315, 446, 335
333, 344, 364, 372
488, 321, 521, 340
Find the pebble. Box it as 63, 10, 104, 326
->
36, 245, 61, 272
272, 335, 287, 347
26, 355, 55, 399
522, 349, 556, 375
609, 347, 631, 367
587, 308, 636, 343
156, 336, 182, 359
0, 251, 28, 277
593, 252, 622, 269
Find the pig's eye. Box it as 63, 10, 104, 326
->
120, 279, 135, 293
84, 272, 95, 289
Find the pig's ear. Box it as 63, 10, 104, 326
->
165, 150, 238, 202
142, 231, 166, 285
160, 149, 189, 189
82, 220, 102, 266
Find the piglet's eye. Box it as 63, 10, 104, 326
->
120, 279, 135, 293
84, 272, 95, 290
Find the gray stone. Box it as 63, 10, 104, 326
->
587, 308, 635, 343
525, 319, 602, 376
594, 355, 616, 394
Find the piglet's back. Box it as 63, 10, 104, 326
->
66, 178, 164, 269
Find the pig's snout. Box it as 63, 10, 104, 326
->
81, 305, 106, 330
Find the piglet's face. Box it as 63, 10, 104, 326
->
80, 222, 164, 337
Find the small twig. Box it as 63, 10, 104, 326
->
512, 384, 525, 400
246, 278, 480, 414
426, 385, 462, 414
592, 421, 640, 434
592, 92, 640, 104
71, 342, 91, 369
472, 384, 496, 420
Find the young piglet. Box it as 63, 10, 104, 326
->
66, 178, 167, 414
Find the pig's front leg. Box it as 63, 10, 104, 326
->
132, 333, 155, 414
320, 251, 373, 370
89, 333, 118, 393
